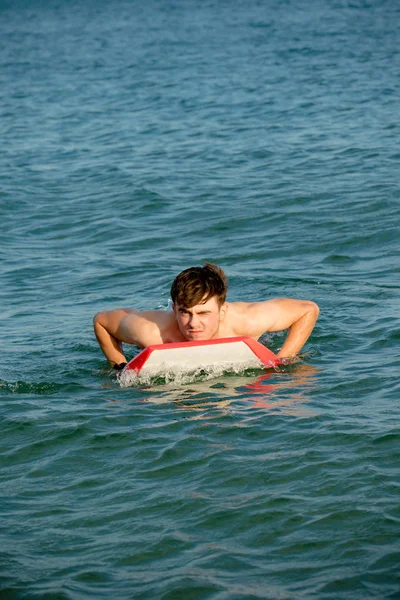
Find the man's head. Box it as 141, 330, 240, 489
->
170, 263, 228, 308
171, 263, 228, 341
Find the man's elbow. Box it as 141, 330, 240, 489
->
93, 311, 106, 330
307, 301, 320, 323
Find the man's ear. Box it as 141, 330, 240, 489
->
220, 302, 228, 321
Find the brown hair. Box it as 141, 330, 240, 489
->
171, 263, 228, 308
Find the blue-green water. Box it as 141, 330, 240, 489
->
1, 0, 399, 598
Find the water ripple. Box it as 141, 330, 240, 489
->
1, 0, 400, 597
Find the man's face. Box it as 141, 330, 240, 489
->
173, 296, 227, 341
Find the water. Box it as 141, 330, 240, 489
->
1, 0, 399, 597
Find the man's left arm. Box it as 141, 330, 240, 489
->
250, 298, 320, 359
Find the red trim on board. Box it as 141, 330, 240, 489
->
124, 336, 282, 373
126, 347, 154, 373
241, 337, 282, 367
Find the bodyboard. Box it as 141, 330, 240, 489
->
123, 336, 281, 376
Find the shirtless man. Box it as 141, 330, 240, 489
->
93, 263, 320, 368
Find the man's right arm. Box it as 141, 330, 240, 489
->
93, 309, 132, 366
93, 309, 166, 366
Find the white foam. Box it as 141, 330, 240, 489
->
117, 358, 274, 388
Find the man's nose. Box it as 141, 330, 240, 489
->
189, 313, 199, 326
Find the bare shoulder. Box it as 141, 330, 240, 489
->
230, 298, 318, 317
120, 310, 175, 347
94, 308, 176, 348
228, 300, 280, 317
227, 301, 278, 337
227, 298, 319, 337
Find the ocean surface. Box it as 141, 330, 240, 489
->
1, 0, 399, 598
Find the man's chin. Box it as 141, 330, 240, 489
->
185, 331, 208, 341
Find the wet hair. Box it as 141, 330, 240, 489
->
171, 263, 228, 308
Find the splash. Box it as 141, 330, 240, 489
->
117, 358, 280, 388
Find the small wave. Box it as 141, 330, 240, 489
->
0, 379, 59, 395
118, 360, 280, 388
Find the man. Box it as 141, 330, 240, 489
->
93, 263, 319, 368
